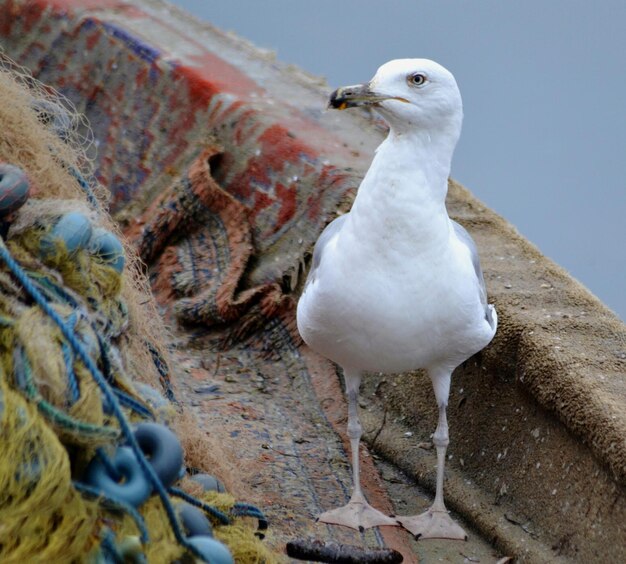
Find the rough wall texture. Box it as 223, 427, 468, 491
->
1, 1, 624, 562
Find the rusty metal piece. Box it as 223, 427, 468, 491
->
286, 539, 403, 563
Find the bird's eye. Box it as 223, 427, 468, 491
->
409, 73, 427, 86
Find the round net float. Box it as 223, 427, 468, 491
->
189, 473, 227, 493
83, 447, 152, 508
40, 211, 93, 258
186, 536, 234, 564
0, 163, 30, 218
88, 227, 126, 273
132, 422, 183, 488
176, 501, 213, 538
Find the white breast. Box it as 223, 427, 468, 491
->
297, 131, 495, 373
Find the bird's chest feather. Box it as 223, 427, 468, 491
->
297, 152, 484, 370
300, 207, 477, 347
320, 233, 470, 328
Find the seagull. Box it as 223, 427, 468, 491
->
297, 59, 497, 539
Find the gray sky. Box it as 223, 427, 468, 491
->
171, 0, 626, 320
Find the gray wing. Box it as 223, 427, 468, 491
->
452, 220, 494, 326
305, 214, 348, 288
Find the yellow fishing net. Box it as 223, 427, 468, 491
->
0, 370, 100, 561
0, 55, 276, 563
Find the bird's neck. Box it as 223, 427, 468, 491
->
356, 125, 457, 209
349, 127, 458, 251
383, 126, 456, 198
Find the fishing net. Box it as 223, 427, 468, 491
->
0, 55, 275, 563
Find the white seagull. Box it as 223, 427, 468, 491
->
297, 59, 497, 539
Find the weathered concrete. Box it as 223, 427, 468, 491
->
1, 1, 624, 562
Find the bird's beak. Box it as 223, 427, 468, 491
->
329, 83, 408, 110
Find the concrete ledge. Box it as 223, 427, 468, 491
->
2, 0, 624, 561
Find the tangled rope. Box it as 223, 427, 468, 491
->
0, 235, 270, 562
0, 60, 273, 563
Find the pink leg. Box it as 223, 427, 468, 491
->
397, 370, 467, 540
318, 370, 398, 531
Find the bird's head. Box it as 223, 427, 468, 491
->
329, 59, 463, 138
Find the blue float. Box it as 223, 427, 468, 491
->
83, 447, 152, 507
40, 211, 93, 259
132, 422, 183, 488
88, 227, 126, 273
186, 536, 234, 564
190, 473, 226, 494
177, 501, 213, 537
0, 163, 30, 218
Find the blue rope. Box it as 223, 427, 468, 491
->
73, 481, 150, 544
232, 502, 265, 513
147, 342, 177, 404
99, 527, 124, 563
95, 333, 115, 383
95, 448, 123, 482
93, 335, 154, 419
27, 271, 154, 418
66, 164, 99, 210
0, 240, 207, 562
231, 503, 268, 531
14, 347, 118, 439
27, 271, 81, 308
26, 273, 150, 414
113, 388, 154, 420
63, 312, 80, 405
167, 487, 231, 526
